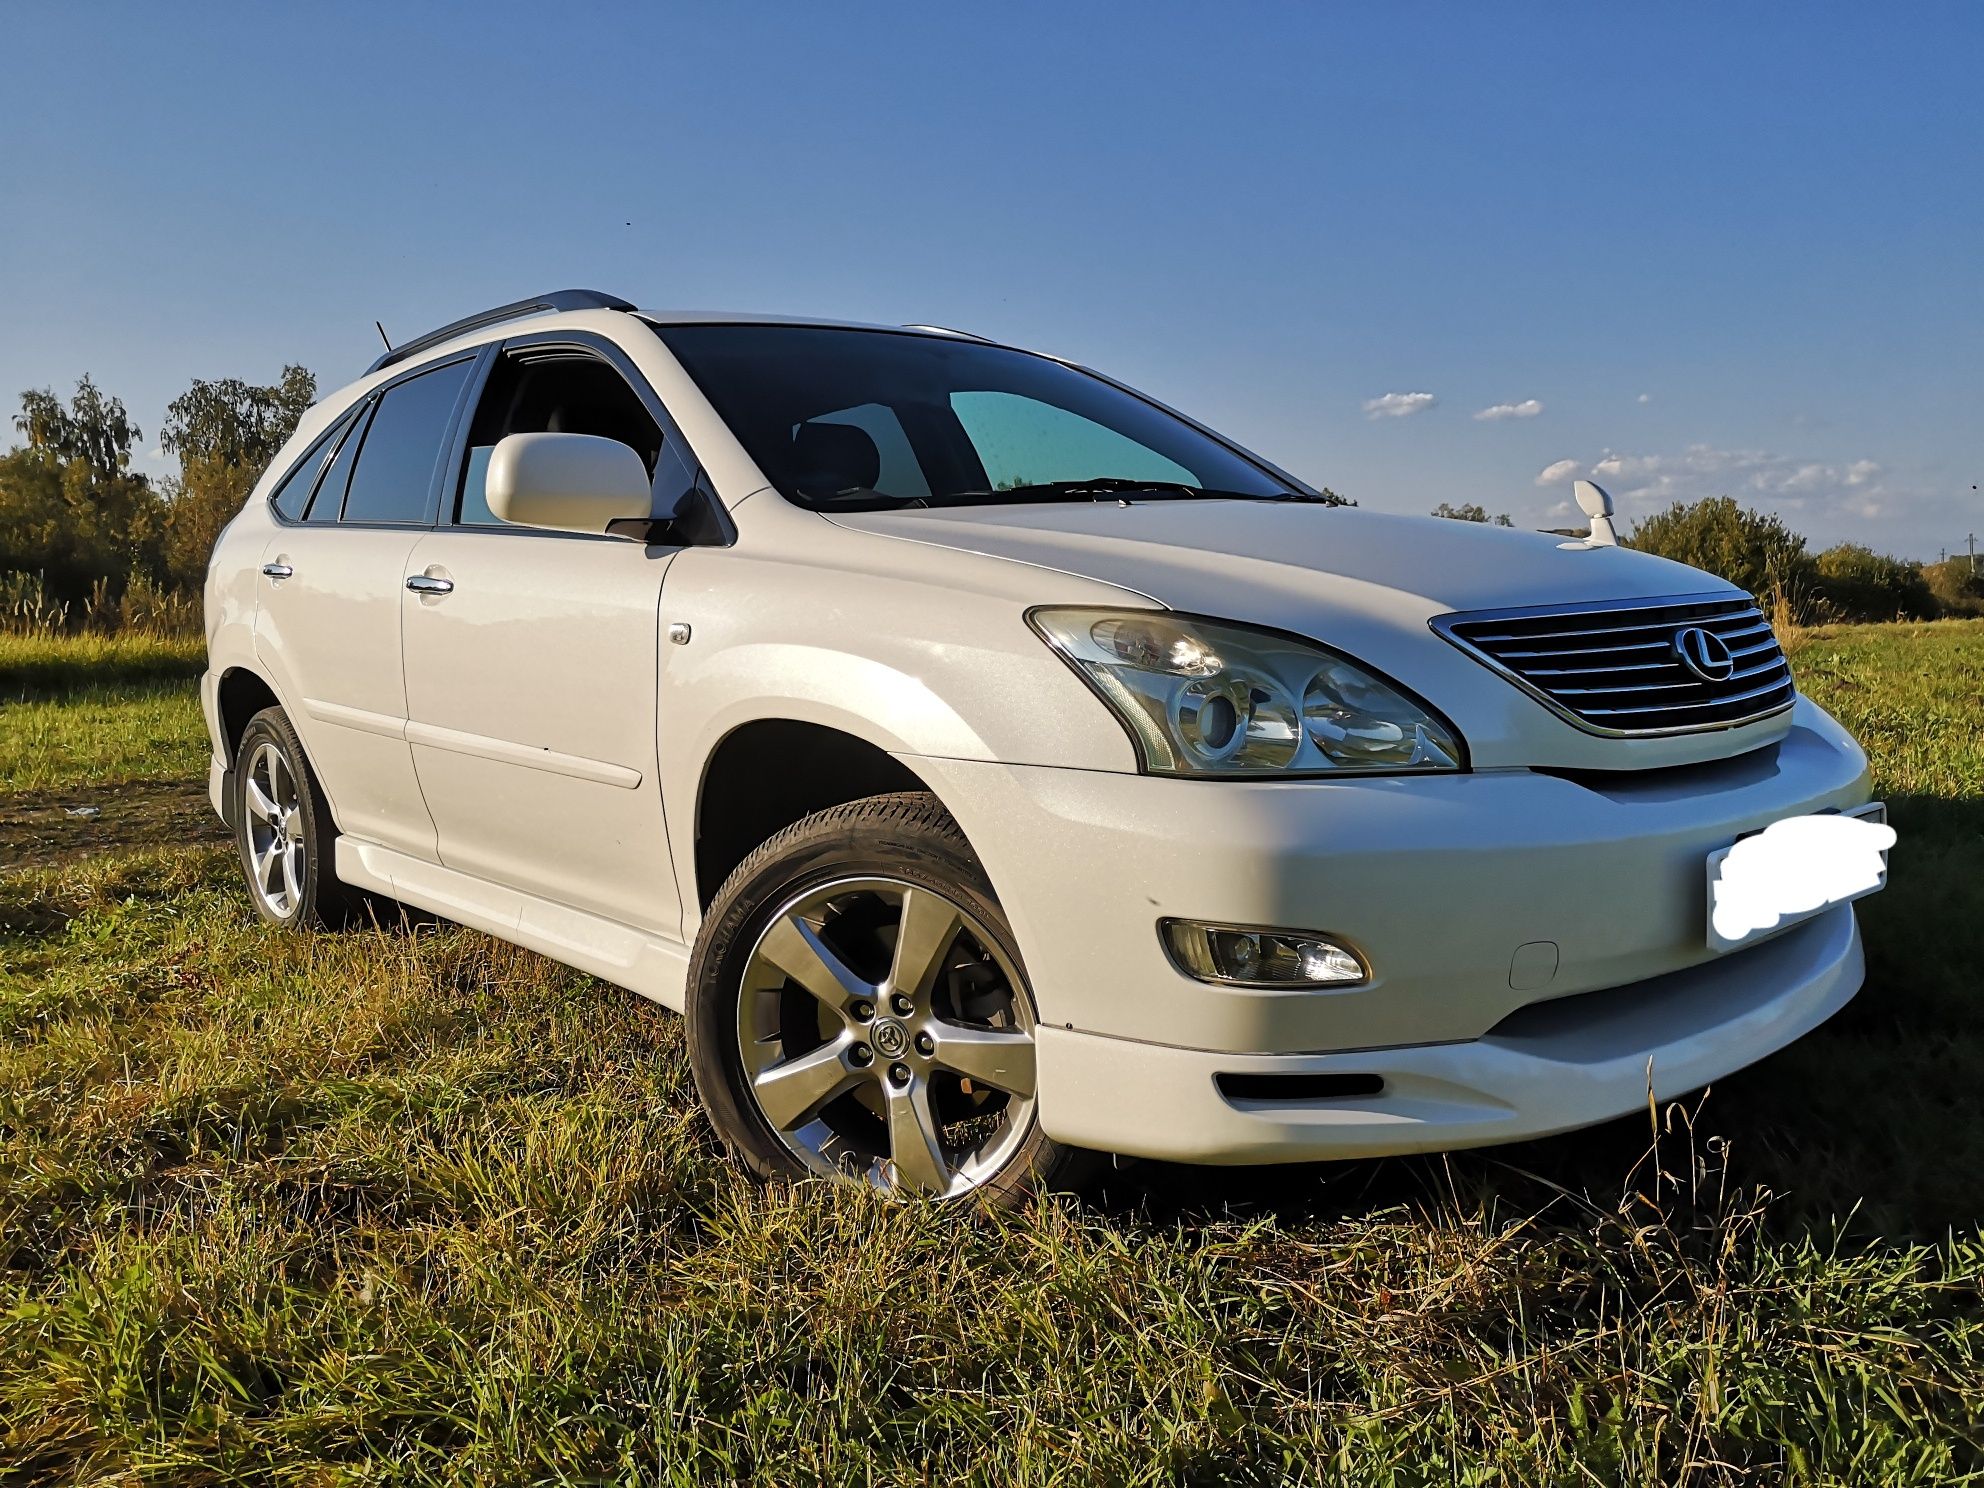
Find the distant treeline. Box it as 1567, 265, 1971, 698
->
1, 370, 1976, 638
0, 369, 314, 634
1440, 497, 1984, 625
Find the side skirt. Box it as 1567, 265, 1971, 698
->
335, 838, 691, 1011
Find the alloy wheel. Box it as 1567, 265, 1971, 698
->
735, 875, 1038, 1197
242, 739, 307, 919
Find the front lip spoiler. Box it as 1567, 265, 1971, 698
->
1428, 591, 1798, 741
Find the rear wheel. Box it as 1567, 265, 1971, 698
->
232, 706, 365, 930
687, 793, 1094, 1204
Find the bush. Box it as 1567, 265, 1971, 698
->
1626, 496, 1817, 618
1813, 544, 1938, 623
1925, 558, 1984, 618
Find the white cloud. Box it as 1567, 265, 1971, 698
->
1531, 445, 1948, 556
1474, 398, 1544, 422
1553, 444, 1901, 522
1636, 393, 1652, 404
1362, 391, 1436, 420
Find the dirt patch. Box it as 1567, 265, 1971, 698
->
0, 777, 224, 871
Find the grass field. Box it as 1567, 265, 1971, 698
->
1, 624, 1981, 1484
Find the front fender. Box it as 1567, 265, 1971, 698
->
655, 546, 1140, 915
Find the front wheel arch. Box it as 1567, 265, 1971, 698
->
692, 718, 935, 911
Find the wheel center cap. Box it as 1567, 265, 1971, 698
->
870, 1019, 910, 1059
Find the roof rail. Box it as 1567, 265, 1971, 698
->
902, 323, 989, 341
368, 289, 637, 374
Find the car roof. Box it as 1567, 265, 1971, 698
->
634, 309, 989, 339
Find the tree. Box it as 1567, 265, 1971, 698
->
0, 377, 163, 601
1627, 496, 1814, 612
15, 376, 144, 475
158, 365, 316, 587
1431, 501, 1512, 526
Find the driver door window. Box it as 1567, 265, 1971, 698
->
455, 353, 669, 525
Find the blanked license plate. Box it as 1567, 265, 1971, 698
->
1705, 802, 1891, 953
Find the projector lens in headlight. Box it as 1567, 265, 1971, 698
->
1028, 608, 1464, 777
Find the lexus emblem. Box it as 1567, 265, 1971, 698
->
1673, 627, 1736, 683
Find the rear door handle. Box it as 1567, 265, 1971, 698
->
261, 563, 293, 580
405, 574, 454, 595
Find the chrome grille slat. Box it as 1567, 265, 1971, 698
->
1498, 638, 1673, 660
1432, 592, 1796, 737
1580, 677, 1795, 718
1463, 600, 1758, 645
1551, 659, 1790, 697
1526, 660, 1677, 677
1553, 680, 1714, 696
1499, 619, 1774, 659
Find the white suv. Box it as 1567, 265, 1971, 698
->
203, 290, 1883, 1202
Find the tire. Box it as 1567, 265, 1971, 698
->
232, 705, 366, 931
686, 792, 1096, 1206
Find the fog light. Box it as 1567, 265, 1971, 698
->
1161, 920, 1367, 988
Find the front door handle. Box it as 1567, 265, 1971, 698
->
261, 562, 293, 580
405, 574, 455, 595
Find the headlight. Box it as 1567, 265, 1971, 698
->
1029, 608, 1464, 777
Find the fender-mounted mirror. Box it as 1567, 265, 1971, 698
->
1572, 479, 1620, 546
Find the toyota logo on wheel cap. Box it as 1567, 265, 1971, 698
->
1672, 626, 1736, 683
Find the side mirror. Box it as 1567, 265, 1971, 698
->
1572, 479, 1620, 547
486, 432, 654, 536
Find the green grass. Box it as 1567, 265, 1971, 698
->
1, 623, 1981, 1484
0, 633, 208, 793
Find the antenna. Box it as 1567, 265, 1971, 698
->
374, 321, 393, 353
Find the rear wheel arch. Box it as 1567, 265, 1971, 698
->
217, 667, 282, 763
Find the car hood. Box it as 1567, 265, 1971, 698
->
826, 499, 1723, 615
826, 500, 1790, 770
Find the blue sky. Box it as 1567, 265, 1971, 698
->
3, 3, 1978, 559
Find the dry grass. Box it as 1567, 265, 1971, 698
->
1, 625, 1981, 1484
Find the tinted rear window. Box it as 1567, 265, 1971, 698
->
340, 359, 474, 524
304, 408, 368, 522
268, 422, 341, 521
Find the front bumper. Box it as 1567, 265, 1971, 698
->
904, 695, 1872, 1162
1033, 903, 1861, 1162
908, 697, 1870, 1056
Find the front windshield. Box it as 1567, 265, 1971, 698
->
652, 323, 1294, 511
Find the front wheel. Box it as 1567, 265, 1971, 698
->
686, 793, 1094, 1205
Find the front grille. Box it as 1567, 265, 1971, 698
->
1433, 593, 1796, 736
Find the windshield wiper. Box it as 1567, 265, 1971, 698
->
920, 478, 1304, 507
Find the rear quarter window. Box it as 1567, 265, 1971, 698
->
267, 420, 344, 520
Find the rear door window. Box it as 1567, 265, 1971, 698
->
341, 359, 475, 525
